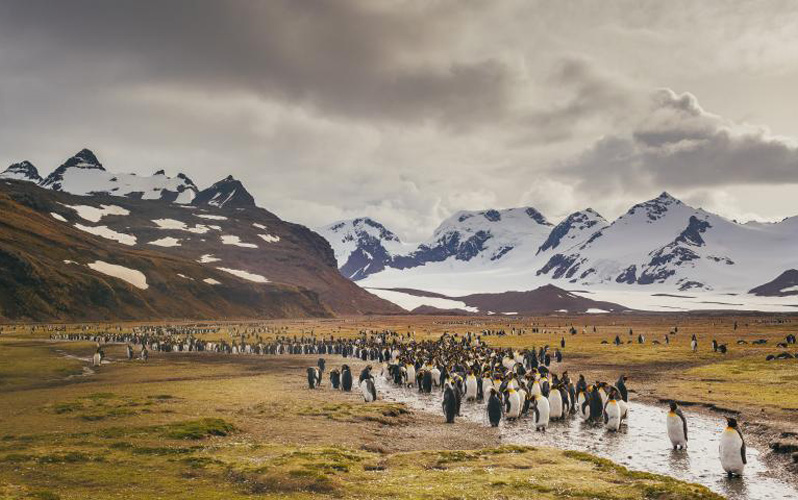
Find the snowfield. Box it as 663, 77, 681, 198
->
258, 234, 280, 243
148, 237, 181, 247
198, 254, 221, 263
74, 224, 137, 246
221, 235, 258, 248
87, 261, 148, 289
63, 204, 129, 223
366, 288, 478, 313
216, 267, 269, 283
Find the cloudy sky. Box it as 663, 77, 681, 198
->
2, 0, 798, 242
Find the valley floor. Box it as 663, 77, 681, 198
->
1, 313, 797, 499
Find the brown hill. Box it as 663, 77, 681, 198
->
749, 270, 798, 297
0, 180, 401, 321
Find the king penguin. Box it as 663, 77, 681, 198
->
487, 388, 503, 427
442, 382, 457, 423
666, 401, 688, 450
719, 417, 746, 477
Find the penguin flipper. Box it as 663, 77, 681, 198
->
737, 429, 747, 464
676, 409, 688, 441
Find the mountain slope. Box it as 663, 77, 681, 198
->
317, 218, 409, 280
0, 182, 330, 321
1, 150, 402, 318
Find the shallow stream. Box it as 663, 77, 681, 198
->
377, 379, 797, 500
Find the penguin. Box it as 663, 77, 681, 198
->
691, 335, 698, 352
126, 344, 133, 360
317, 358, 326, 373
588, 386, 604, 422
341, 365, 353, 392
666, 401, 688, 450
548, 386, 563, 420
429, 365, 440, 387
719, 417, 746, 477
93, 348, 102, 367
481, 375, 493, 401
487, 388, 503, 427
360, 377, 377, 403
465, 373, 478, 401
531, 394, 550, 431
616, 375, 628, 402
421, 370, 433, 393
442, 382, 457, 423
505, 388, 522, 420
329, 369, 341, 389
603, 390, 622, 431
405, 364, 416, 388
577, 391, 590, 421
307, 367, 321, 389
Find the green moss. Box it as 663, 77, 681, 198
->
161, 418, 236, 440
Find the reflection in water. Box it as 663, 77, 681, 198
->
377, 379, 797, 500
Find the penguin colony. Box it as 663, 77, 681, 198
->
51, 326, 756, 477
299, 332, 747, 478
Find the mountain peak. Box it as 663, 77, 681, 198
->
0, 161, 42, 183
68, 148, 104, 170
192, 175, 256, 209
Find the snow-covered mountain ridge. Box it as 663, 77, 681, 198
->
321, 192, 798, 310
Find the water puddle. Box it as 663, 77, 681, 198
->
377, 378, 797, 500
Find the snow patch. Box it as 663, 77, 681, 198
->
253, 223, 267, 230
88, 261, 148, 289
585, 308, 610, 314
198, 254, 221, 263
177, 273, 194, 280
216, 267, 269, 283
367, 288, 479, 313
74, 224, 137, 246
148, 237, 181, 247
62, 204, 129, 223
203, 278, 221, 285
221, 235, 258, 248
258, 234, 280, 243
50, 212, 67, 222
195, 214, 227, 221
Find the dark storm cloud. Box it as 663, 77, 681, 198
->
0, 0, 515, 126
563, 89, 798, 194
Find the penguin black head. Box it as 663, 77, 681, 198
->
726, 417, 738, 428
669, 401, 678, 411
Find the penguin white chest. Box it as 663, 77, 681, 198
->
719, 430, 745, 475
507, 392, 521, 418
604, 401, 621, 431
666, 414, 686, 447
465, 377, 478, 400
534, 397, 550, 428
549, 391, 563, 419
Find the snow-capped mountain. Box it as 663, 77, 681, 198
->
536, 208, 608, 256
318, 207, 556, 282
39, 149, 199, 203
0, 161, 42, 182
325, 192, 798, 311
393, 207, 554, 269
537, 192, 798, 293
193, 175, 256, 209
317, 218, 409, 280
